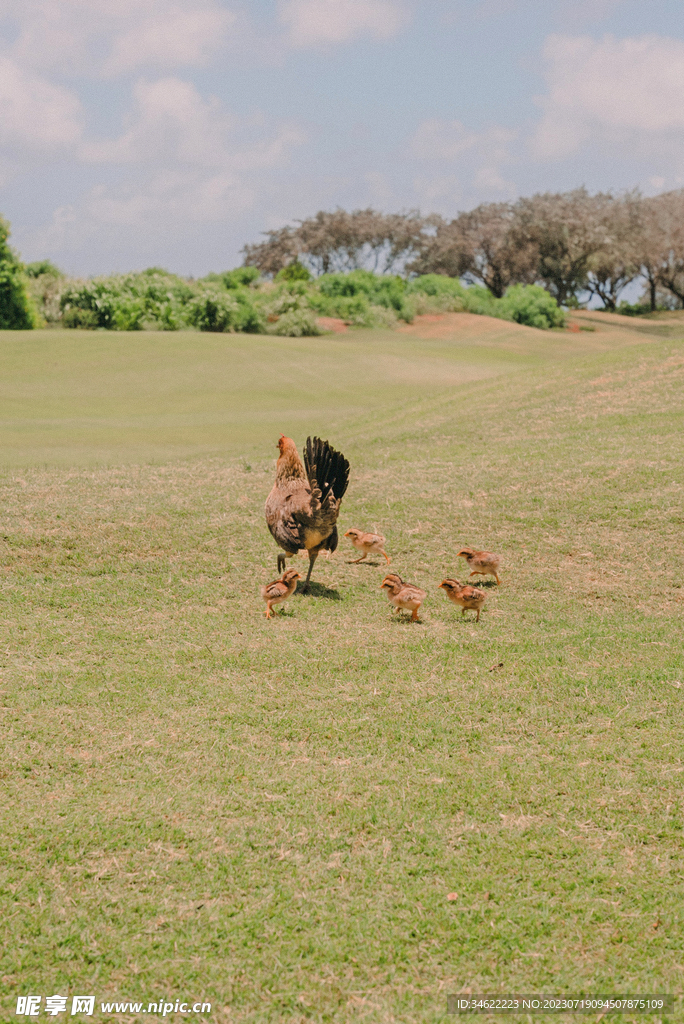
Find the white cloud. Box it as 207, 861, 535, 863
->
104, 5, 235, 75
2, 0, 234, 77
26, 169, 258, 264
410, 119, 517, 204
0, 56, 82, 150
81, 78, 234, 165
81, 77, 305, 170
280, 0, 406, 46
533, 33, 684, 159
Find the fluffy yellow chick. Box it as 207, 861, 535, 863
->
438, 578, 487, 622
344, 528, 391, 564
260, 568, 301, 618
380, 573, 426, 622
456, 547, 501, 586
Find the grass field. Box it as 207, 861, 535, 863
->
1, 313, 683, 1023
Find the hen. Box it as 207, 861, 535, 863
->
265, 435, 350, 592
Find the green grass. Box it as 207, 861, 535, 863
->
0, 323, 649, 466
1, 321, 683, 1023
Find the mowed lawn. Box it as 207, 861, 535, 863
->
1, 316, 683, 1023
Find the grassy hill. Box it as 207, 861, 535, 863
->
1, 314, 683, 1022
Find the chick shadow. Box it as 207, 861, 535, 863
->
296, 581, 342, 601
346, 559, 383, 567
469, 579, 499, 589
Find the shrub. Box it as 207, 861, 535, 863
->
408, 275, 565, 329
316, 270, 414, 321
25, 260, 62, 279
499, 284, 566, 329
276, 261, 312, 283
61, 271, 197, 331
268, 308, 322, 336
186, 291, 240, 332
61, 308, 99, 329
0, 216, 40, 329
221, 266, 261, 289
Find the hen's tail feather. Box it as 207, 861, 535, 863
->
304, 436, 349, 505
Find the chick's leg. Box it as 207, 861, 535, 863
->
494, 574, 501, 585
302, 550, 318, 593
351, 553, 367, 563
381, 550, 391, 564
411, 606, 420, 622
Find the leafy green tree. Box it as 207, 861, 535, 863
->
0, 216, 40, 329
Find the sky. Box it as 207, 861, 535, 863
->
2, 0, 684, 276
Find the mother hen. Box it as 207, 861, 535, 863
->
265, 435, 350, 592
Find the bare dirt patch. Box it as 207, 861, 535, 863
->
317, 316, 348, 333
397, 312, 538, 339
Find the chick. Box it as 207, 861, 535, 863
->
345, 528, 391, 564
260, 568, 301, 618
457, 547, 501, 586
439, 578, 487, 622
380, 573, 426, 622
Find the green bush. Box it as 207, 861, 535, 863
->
0, 216, 40, 329
187, 291, 240, 332
407, 274, 467, 301
268, 308, 321, 336
221, 266, 261, 289
25, 260, 62, 279
275, 261, 311, 283
498, 284, 566, 329
61, 271, 196, 331
61, 307, 99, 329
408, 275, 565, 329
316, 270, 414, 322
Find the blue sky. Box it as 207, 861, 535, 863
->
2, 0, 684, 276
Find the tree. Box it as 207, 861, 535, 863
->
512, 188, 612, 306
410, 203, 537, 297
0, 216, 39, 329
585, 192, 641, 311
243, 208, 425, 276
646, 189, 684, 308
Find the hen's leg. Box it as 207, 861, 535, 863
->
277, 553, 286, 574
302, 550, 318, 593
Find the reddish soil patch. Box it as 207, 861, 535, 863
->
397, 312, 535, 339
317, 317, 348, 334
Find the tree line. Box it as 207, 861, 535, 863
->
243, 188, 684, 311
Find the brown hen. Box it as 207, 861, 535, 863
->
265, 435, 350, 592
